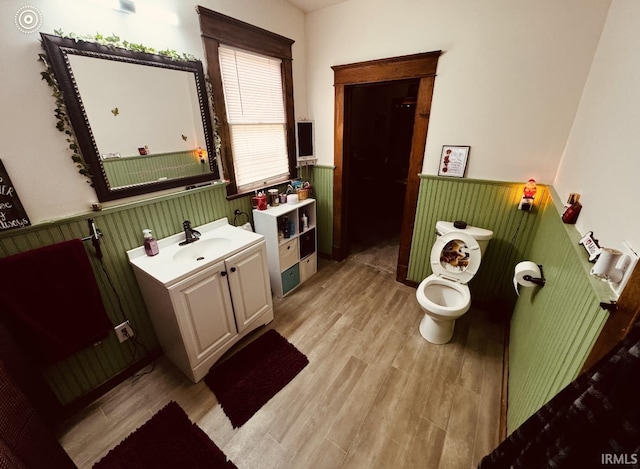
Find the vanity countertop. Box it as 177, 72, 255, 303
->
127, 218, 263, 287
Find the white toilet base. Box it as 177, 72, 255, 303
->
419, 314, 455, 344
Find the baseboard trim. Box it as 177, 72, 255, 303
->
500, 321, 510, 441
318, 251, 332, 260
400, 276, 418, 288
60, 348, 162, 421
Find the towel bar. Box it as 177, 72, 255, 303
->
233, 209, 250, 227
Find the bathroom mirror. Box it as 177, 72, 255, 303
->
40, 33, 220, 202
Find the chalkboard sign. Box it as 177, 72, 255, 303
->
0, 159, 30, 231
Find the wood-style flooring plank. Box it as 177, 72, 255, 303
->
339, 366, 410, 468
438, 385, 481, 469
472, 337, 504, 466
420, 316, 471, 430
325, 363, 391, 452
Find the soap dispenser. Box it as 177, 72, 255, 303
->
143, 229, 159, 256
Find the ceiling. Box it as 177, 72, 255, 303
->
284, 0, 348, 13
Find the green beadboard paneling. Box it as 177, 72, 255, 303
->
408, 176, 545, 310
507, 193, 610, 433
103, 150, 208, 188
0, 184, 254, 405
310, 165, 334, 255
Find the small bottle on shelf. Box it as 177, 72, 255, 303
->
283, 216, 290, 238
301, 211, 309, 231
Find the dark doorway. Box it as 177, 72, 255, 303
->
331, 52, 440, 284
347, 80, 419, 262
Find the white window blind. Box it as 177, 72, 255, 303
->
218, 45, 289, 192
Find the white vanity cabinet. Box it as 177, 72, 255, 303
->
165, 242, 272, 381
253, 198, 317, 297
223, 242, 274, 333
168, 261, 237, 369
127, 219, 273, 383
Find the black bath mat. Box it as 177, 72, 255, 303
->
204, 329, 309, 428
93, 401, 236, 468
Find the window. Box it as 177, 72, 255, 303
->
198, 7, 296, 197
218, 46, 289, 192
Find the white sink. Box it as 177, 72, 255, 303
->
127, 218, 264, 286
173, 238, 232, 263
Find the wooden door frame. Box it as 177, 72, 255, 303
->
331, 52, 441, 283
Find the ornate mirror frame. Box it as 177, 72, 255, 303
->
40, 33, 220, 202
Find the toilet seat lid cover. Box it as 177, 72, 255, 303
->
430, 231, 481, 284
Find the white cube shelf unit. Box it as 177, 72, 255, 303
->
253, 198, 317, 297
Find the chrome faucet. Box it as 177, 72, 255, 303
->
179, 220, 201, 245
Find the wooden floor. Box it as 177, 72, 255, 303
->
58, 257, 505, 469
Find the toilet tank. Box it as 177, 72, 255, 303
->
435, 221, 493, 255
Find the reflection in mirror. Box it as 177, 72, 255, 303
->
40, 33, 221, 202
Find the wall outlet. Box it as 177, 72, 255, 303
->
114, 321, 134, 343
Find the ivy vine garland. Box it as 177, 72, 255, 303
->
39, 30, 221, 184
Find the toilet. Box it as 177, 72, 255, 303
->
416, 221, 493, 344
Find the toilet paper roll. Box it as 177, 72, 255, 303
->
287, 194, 299, 204
590, 247, 622, 278
513, 261, 542, 296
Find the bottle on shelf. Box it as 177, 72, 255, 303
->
301, 211, 309, 231
283, 216, 290, 238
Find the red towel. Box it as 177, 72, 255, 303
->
0, 239, 113, 364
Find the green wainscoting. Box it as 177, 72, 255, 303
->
0, 184, 253, 405
507, 190, 612, 432
102, 150, 209, 188
408, 176, 546, 310
309, 165, 334, 256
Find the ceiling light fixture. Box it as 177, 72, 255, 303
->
117, 0, 136, 14
81, 0, 179, 25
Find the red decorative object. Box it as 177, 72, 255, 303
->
523, 179, 537, 198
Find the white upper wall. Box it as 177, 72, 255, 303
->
305, 0, 610, 183
0, 0, 306, 223
555, 0, 640, 254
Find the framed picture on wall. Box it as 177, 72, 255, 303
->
438, 145, 470, 178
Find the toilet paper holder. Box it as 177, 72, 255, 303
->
599, 301, 618, 313
522, 264, 546, 287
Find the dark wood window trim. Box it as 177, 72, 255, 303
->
197, 7, 296, 197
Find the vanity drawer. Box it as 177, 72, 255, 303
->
299, 228, 316, 259
281, 264, 300, 296
279, 238, 299, 272
299, 252, 317, 283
